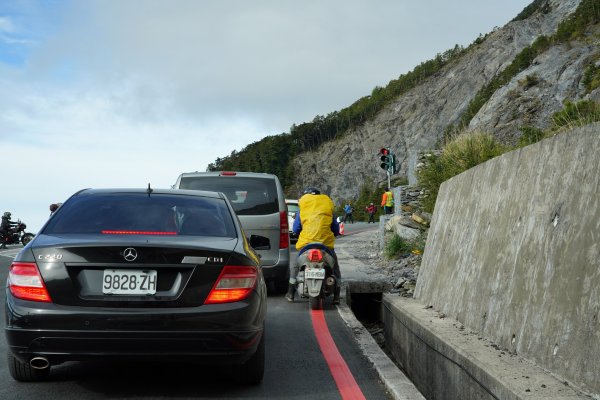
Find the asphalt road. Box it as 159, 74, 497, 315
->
0, 237, 390, 400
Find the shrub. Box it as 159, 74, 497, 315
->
551, 99, 600, 130
418, 132, 508, 212
385, 233, 427, 259
518, 74, 540, 89
582, 63, 600, 93
518, 125, 546, 147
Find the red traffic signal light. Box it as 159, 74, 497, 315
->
378, 148, 395, 172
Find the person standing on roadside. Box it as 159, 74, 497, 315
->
343, 203, 354, 224
381, 187, 394, 214
365, 202, 377, 223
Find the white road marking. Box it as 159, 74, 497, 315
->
0, 245, 22, 259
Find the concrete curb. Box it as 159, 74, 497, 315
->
383, 295, 593, 400
337, 291, 425, 400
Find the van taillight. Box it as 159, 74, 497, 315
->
280, 211, 289, 249
8, 262, 52, 302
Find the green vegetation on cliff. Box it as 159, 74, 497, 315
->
417, 132, 508, 212
422, 99, 600, 212
209, 42, 478, 187
451, 0, 600, 135
209, 0, 600, 200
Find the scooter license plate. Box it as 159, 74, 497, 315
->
305, 268, 325, 279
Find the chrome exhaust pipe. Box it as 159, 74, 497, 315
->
29, 357, 50, 370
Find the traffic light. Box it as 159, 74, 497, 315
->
379, 148, 395, 173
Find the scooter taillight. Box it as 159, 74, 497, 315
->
308, 249, 323, 262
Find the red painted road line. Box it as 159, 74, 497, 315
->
311, 309, 366, 400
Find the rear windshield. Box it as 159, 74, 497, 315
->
179, 176, 279, 216
43, 193, 237, 238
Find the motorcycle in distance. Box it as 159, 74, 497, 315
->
1, 220, 35, 247
294, 243, 338, 310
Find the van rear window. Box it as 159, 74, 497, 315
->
179, 177, 278, 216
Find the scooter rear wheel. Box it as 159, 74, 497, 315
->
309, 296, 323, 310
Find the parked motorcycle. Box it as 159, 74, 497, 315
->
1, 220, 35, 247
294, 243, 338, 310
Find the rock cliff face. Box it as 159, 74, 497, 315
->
290, 0, 594, 202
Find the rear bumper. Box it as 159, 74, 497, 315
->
6, 328, 263, 365
5, 292, 265, 365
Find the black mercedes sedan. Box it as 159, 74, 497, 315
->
5, 188, 267, 384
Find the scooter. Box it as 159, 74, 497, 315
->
294, 243, 338, 310
1, 220, 35, 247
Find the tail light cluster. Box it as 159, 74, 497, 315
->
8, 262, 52, 302
279, 211, 289, 249
308, 249, 323, 262
205, 266, 258, 304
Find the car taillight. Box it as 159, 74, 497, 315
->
205, 266, 258, 304
308, 249, 323, 262
220, 171, 237, 176
8, 262, 52, 302
280, 211, 289, 249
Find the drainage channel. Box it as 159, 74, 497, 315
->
347, 289, 404, 373
343, 284, 425, 400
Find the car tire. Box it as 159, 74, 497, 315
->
7, 353, 50, 382
233, 331, 265, 385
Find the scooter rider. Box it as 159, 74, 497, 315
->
285, 187, 342, 304
1, 212, 15, 249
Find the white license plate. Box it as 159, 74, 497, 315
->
305, 268, 325, 279
102, 269, 157, 295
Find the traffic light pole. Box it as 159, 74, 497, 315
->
387, 170, 391, 190
378, 147, 395, 189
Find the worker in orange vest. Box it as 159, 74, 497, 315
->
381, 187, 394, 214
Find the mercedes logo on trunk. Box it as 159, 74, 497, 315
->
123, 248, 138, 262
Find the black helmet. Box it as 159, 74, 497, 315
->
303, 187, 321, 195
3, 211, 11, 219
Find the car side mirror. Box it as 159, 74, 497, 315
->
249, 234, 271, 251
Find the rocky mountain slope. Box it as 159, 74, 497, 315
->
289, 0, 598, 201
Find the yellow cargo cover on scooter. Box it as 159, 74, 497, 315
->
296, 194, 336, 250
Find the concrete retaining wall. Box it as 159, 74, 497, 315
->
414, 124, 600, 394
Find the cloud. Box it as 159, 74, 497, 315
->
0, 16, 15, 33
0, 0, 533, 232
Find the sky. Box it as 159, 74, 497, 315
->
1, 0, 533, 233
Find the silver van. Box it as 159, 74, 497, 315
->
174, 171, 290, 291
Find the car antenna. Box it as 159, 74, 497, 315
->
147, 183, 153, 195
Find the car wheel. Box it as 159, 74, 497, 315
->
7, 353, 50, 382
233, 331, 265, 385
